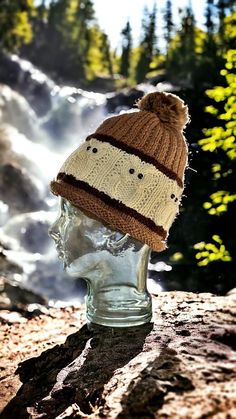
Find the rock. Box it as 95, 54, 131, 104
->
0, 53, 53, 117
0, 310, 28, 324
1, 291, 236, 418
106, 87, 144, 113
0, 306, 82, 413
0, 162, 47, 214
41, 87, 106, 146
0, 84, 42, 141
1, 211, 54, 254
3, 278, 48, 307
0, 124, 48, 215
0, 276, 48, 319
0, 210, 87, 304
0, 245, 23, 277
0, 125, 12, 165
87, 76, 116, 93
147, 73, 167, 86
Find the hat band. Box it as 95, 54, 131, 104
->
57, 172, 167, 239
86, 133, 183, 188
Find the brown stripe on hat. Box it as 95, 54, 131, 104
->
86, 133, 183, 187
51, 180, 167, 252
57, 172, 167, 239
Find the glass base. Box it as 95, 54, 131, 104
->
85, 284, 152, 327
86, 305, 152, 327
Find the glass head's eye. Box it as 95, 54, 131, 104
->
138, 173, 143, 179
175, 197, 178, 202
92, 147, 98, 153
129, 168, 135, 174
87, 145, 91, 151
171, 193, 175, 199
112, 231, 124, 241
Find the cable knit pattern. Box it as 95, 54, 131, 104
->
60, 138, 182, 232
50, 91, 189, 251
92, 110, 188, 183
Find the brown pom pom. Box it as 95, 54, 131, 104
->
137, 91, 190, 131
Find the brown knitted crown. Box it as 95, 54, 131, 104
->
87, 91, 189, 187
51, 91, 189, 252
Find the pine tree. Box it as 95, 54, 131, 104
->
217, 0, 227, 40
167, 7, 196, 83
135, 4, 157, 83
200, 0, 222, 87
181, 7, 195, 55
204, 0, 217, 57
163, 0, 174, 52
119, 20, 132, 78
205, 0, 215, 36
46, 0, 95, 81
101, 33, 113, 77
74, 0, 95, 79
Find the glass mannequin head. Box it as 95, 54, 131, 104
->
49, 197, 152, 326
49, 197, 146, 272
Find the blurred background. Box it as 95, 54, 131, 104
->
0, 0, 235, 313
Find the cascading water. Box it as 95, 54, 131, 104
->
0, 54, 167, 304
0, 55, 108, 304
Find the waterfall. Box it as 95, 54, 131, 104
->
0, 54, 167, 304
0, 54, 108, 304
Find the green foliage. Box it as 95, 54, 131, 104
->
86, 27, 113, 80
203, 190, 236, 215
194, 235, 232, 266
0, 0, 34, 51
224, 12, 236, 46
51, 0, 95, 81
199, 49, 236, 159
18, 0, 114, 84
217, 0, 236, 42
194, 46, 236, 270
161, 9, 236, 294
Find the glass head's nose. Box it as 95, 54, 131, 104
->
48, 219, 61, 241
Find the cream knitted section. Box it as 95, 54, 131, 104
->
60, 138, 183, 231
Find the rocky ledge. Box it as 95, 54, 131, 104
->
0, 290, 236, 419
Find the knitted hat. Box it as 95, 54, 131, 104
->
50, 91, 189, 252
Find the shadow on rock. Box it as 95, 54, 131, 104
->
1, 322, 153, 419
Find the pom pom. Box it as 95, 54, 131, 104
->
137, 91, 190, 131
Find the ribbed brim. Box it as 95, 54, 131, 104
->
50, 179, 167, 252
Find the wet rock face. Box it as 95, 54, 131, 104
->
0, 126, 13, 165
106, 88, 144, 113
0, 163, 46, 214
0, 243, 23, 278
0, 122, 87, 303
0, 84, 41, 141
0, 276, 47, 312
0, 124, 48, 215
0, 52, 52, 117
